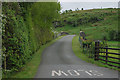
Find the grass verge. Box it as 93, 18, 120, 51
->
72, 35, 120, 71
8, 36, 64, 78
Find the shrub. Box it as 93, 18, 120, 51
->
2, 2, 61, 74
108, 30, 119, 41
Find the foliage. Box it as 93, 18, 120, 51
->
2, 2, 61, 75
108, 29, 120, 41
4, 36, 64, 78
79, 36, 94, 58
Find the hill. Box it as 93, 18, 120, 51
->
55, 8, 119, 41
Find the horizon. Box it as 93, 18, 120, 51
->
60, 2, 118, 12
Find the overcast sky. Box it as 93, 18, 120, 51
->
59, 0, 119, 12
58, 0, 120, 2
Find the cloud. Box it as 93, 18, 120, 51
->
58, 0, 119, 2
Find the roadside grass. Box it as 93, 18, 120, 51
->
72, 36, 105, 66
72, 36, 120, 71
7, 36, 64, 78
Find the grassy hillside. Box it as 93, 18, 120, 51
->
57, 8, 120, 70
55, 8, 119, 42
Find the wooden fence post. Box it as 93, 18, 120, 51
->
95, 41, 100, 61
106, 46, 108, 64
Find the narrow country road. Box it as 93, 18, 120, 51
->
35, 35, 118, 78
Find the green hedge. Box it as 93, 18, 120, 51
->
2, 2, 60, 73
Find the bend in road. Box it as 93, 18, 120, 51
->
35, 35, 118, 78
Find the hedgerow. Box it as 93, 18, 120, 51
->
2, 2, 60, 74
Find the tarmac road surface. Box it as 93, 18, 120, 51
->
35, 35, 119, 79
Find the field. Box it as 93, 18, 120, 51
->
55, 8, 119, 41
55, 8, 119, 48
72, 36, 120, 70
55, 8, 120, 70
99, 48, 119, 68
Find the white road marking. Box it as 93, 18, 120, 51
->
52, 70, 103, 77
89, 70, 103, 76
78, 69, 84, 72
68, 70, 80, 76
52, 70, 68, 76
85, 71, 93, 76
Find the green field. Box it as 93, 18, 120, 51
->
56, 8, 120, 70
99, 48, 119, 67
107, 41, 120, 48
72, 36, 120, 71
55, 8, 119, 41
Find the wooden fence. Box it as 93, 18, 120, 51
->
79, 35, 120, 68
95, 41, 120, 68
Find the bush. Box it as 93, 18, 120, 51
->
2, 2, 60, 74
108, 30, 119, 41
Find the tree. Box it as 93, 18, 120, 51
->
81, 8, 84, 10
75, 8, 79, 11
